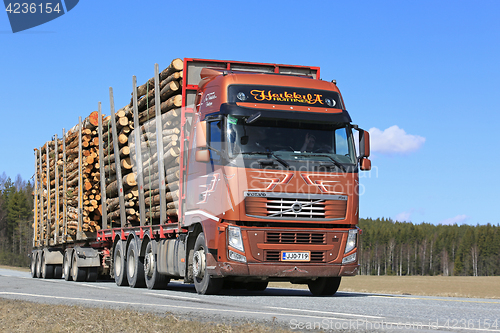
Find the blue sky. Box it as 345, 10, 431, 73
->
1, 0, 499, 225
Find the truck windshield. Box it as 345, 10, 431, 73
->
226, 116, 356, 165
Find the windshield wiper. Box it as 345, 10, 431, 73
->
296, 153, 346, 171
242, 151, 290, 169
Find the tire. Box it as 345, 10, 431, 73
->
193, 233, 223, 295
144, 241, 169, 290
308, 277, 341, 296
127, 238, 145, 288
71, 251, 87, 282
246, 281, 268, 291
54, 265, 63, 279
113, 240, 128, 286
41, 255, 54, 279
63, 250, 72, 281
86, 267, 98, 282
30, 251, 37, 278
35, 251, 42, 278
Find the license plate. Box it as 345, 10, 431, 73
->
280, 251, 310, 262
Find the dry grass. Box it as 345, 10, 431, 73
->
0, 298, 288, 333
0, 265, 29, 272
270, 275, 500, 299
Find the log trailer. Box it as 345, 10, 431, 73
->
30, 58, 371, 295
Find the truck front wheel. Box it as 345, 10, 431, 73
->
193, 233, 223, 295
308, 277, 341, 296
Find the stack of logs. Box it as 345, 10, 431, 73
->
36, 111, 102, 238
102, 58, 183, 226
34, 58, 184, 237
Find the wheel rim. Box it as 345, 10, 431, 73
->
72, 254, 78, 279
64, 253, 70, 278
193, 249, 205, 279
41, 256, 46, 277
144, 251, 154, 278
115, 249, 122, 277
127, 248, 136, 278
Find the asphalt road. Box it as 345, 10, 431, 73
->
1, 268, 499, 332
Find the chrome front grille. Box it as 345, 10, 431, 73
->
245, 194, 347, 220
267, 198, 325, 218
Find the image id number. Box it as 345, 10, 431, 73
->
6, 3, 62, 14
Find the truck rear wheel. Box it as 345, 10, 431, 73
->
144, 241, 169, 289
308, 277, 341, 296
193, 233, 223, 295
114, 240, 128, 286
63, 250, 72, 281
71, 251, 87, 282
127, 238, 145, 288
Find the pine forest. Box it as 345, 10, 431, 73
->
0, 172, 498, 275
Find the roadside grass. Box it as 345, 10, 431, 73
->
270, 275, 500, 299
0, 298, 289, 333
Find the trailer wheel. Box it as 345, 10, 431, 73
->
54, 265, 63, 279
63, 250, 72, 281
307, 277, 341, 296
144, 241, 169, 289
193, 233, 223, 295
86, 267, 98, 282
246, 281, 268, 291
41, 255, 54, 279
127, 238, 145, 288
114, 240, 128, 286
30, 251, 37, 278
35, 251, 42, 278
71, 251, 87, 282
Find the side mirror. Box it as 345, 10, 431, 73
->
360, 158, 371, 171
195, 121, 210, 162
358, 130, 370, 158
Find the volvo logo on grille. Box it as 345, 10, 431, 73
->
291, 202, 303, 213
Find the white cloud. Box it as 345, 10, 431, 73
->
440, 215, 469, 225
395, 210, 413, 222
369, 125, 425, 154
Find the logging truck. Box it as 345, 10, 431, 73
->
30, 58, 371, 295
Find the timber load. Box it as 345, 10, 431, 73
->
33, 58, 183, 244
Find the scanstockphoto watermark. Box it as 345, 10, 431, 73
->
3, 0, 79, 33
290, 318, 440, 331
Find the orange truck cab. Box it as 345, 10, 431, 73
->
180, 59, 371, 295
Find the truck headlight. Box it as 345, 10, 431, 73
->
344, 229, 357, 254
228, 226, 244, 252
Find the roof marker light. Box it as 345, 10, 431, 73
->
237, 92, 247, 101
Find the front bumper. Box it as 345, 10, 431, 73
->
206, 254, 359, 279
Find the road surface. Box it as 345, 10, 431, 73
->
1, 268, 499, 332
